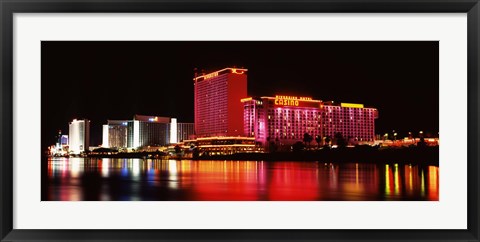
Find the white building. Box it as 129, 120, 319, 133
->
102, 120, 129, 148
167, 119, 195, 144
126, 115, 194, 148
101, 115, 195, 149
68, 119, 90, 154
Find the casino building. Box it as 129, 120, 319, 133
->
242, 96, 323, 147
242, 95, 378, 147
322, 102, 378, 144
193, 67, 247, 137
190, 67, 378, 153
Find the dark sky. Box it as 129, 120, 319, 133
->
41, 41, 439, 147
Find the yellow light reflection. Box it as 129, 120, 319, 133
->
394, 164, 400, 195
385, 164, 390, 196
132, 159, 140, 179
355, 163, 359, 185
428, 166, 439, 200
421, 170, 425, 197
168, 160, 178, 189
102, 159, 110, 178
70, 158, 81, 178
406, 165, 413, 195
69, 188, 82, 201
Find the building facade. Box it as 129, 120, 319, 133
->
167, 118, 195, 144
321, 102, 378, 143
55, 130, 68, 148
242, 95, 323, 147
101, 115, 194, 149
126, 115, 170, 148
193, 67, 248, 137
102, 120, 129, 148
242, 96, 378, 147
68, 119, 90, 154
181, 136, 263, 156
59, 135, 69, 146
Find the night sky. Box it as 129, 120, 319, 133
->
41, 41, 439, 148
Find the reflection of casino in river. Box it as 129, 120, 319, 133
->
44, 158, 439, 201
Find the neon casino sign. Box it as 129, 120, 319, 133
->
200, 68, 246, 81
203, 72, 219, 80
274, 95, 313, 107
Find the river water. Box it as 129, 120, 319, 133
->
42, 157, 439, 201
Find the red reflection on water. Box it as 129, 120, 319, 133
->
187, 161, 263, 201
266, 162, 320, 201
333, 163, 380, 201
428, 166, 439, 201
44, 158, 439, 201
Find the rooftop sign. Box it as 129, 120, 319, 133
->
275, 95, 312, 101
194, 68, 248, 81
341, 103, 364, 108
274, 95, 319, 108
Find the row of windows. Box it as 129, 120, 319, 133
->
244, 108, 377, 115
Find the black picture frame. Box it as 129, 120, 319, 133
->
1, 0, 479, 241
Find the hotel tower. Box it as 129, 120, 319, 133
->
242, 96, 378, 147
193, 67, 248, 137
68, 119, 90, 154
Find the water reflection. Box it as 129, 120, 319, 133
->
43, 158, 439, 201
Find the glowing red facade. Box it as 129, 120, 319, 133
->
242, 96, 378, 147
242, 96, 323, 147
322, 102, 378, 143
194, 68, 248, 137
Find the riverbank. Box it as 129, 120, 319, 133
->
78, 151, 166, 159
54, 146, 439, 166
192, 146, 439, 166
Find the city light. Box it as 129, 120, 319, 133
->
170, 118, 178, 144
51, 67, 438, 156
340, 103, 364, 108
46, 63, 438, 202
193, 67, 248, 81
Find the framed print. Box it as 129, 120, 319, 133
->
1, 0, 479, 241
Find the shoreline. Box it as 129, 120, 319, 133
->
191, 146, 439, 166
49, 146, 439, 166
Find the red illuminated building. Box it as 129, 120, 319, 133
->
193, 67, 378, 151
193, 67, 247, 137
242, 95, 378, 148
242, 95, 323, 147
322, 102, 378, 144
